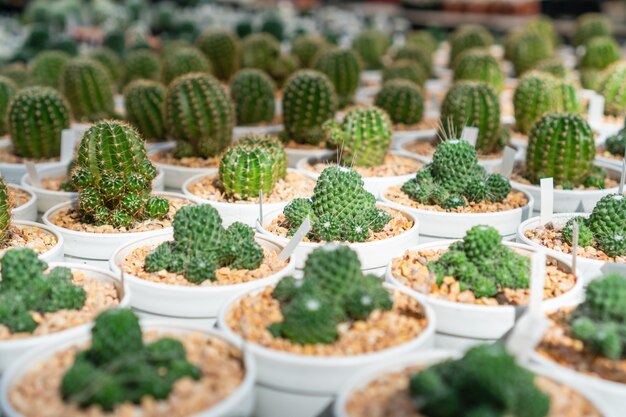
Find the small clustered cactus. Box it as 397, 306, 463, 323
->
60, 58, 116, 122
0, 76, 17, 136
351, 29, 390, 70
513, 71, 562, 134
61, 309, 201, 411
240, 33, 280, 72
230, 69, 276, 126
596, 61, 626, 117
268, 245, 392, 344
574, 13, 612, 46
196, 28, 239, 81
291, 34, 329, 68
313, 48, 362, 108
144, 204, 263, 283
162, 47, 212, 85
123, 50, 162, 85
374, 79, 424, 126
382, 59, 427, 87
123, 80, 167, 142
283, 166, 392, 242
449, 25, 494, 67
30, 50, 70, 89
453, 49, 504, 93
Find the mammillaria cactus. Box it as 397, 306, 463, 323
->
70, 121, 169, 228
196, 28, 239, 81
144, 204, 263, 283
240, 33, 280, 72
165, 73, 234, 158
510, 30, 555, 75
124, 80, 167, 142
393, 44, 432, 76
513, 71, 562, 134
0, 76, 17, 136
230, 69, 276, 126
7, 87, 71, 159
453, 49, 504, 93
162, 47, 212, 85
323, 106, 392, 167
596, 61, 626, 117
292, 34, 329, 68
313, 48, 362, 107
88, 47, 123, 86
60, 58, 115, 122
218, 135, 287, 200
580, 36, 620, 71
124, 50, 162, 85
282, 70, 337, 146
449, 25, 493, 67
30, 50, 70, 89
374, 80, 424, 125
351, 29, 390, 70
382, 59, 427, 87
574, 13, 612, 46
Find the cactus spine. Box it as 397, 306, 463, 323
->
449, 25, 494, 67
162, 47, 212, 85
124, 80, 167, 142
453, 49, 504, 93
0, 76, 17, 136
597, 61, 626, 117
313, 48, 362, 108
292, 34, 329, 68
374, 80, 424, 125
240, 33, 280, 72
60, 58, 115, 122
231, 69, 276, 126
513, 71, 562, 134
196, 29, 239, 81
351, 30, 390, 70
124, 50, 162, 85
30, 50, 70, 89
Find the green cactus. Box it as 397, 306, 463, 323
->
406, 30, 438, 54
453, 49, 504, 93
533, 58, 568, 79
596, 61, 626, 117
557, 80, 581, 114
581, 36, 620, 71
449, 25, 494, 67
165, 73, 234, 158
351, 30, 390, 70
30, 50, 70, 89
236, 19, 253, 39
0, 63, 30, 88
196, 29, 239, 81
587, 194, 626, 257
562, 216, 594, 247
60, 58, 116, 122
162, 47, 212, 85
313, 48, 362, 108
268, 53, 300, 88
261, 14, 285, 42
240, 33, 280, 72
513, 71, 562, 134
282, 70, 337, 146
124, 80, 167, 142
574, 13, 612, 46
510, 30, 555, 75
393, 44, 432, 77
604, 123, 626, 156
580, 68, 602, 90
374, 79, 424, 125
70, 120, 169, 228
0, 76, 17, 136
322, 106, 392, 167
88, 48, 123, 86
292, 34, 329, 68
382, 59, 427, 87
124, 50, 162, 85
230, 69, 276, 126
0, 177, 11, 245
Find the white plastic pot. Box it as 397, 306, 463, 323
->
286, 147, 333, 170
11, 220, 65, 263
256, 204, 419, 274
234, 123, 283, 138
217, 282, 435, 417
361, 70, 382, 86
110, 231, 296, 318
149, 141, 217, 190
0, 144, 69, 184
0, 262, 129, 373
0, 321, 255, 417
10, 184, 36, 222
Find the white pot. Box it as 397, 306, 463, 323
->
0, 262, 129, 373
256, 204, 419, 274
10, 185, 36, 222
286, 147, 333, 170
0, 321, 255, 417
150, 141, 216, 190
0, 152, 68, 186
12, 220, 65, 263
110, 231, 296, 318
234, 124, 283, 138
361, 70, 382, 85
42, 192, 191, 261
386, 240, 584, 345
20, 165, 165, 213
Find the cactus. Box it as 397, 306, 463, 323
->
162, 47, 212, 85
0, 177, 11, 245
510, 30, 555, 75
0, 76, 17, 136
323, 106, 392, 167
123, 50, 162, 85
282, 70, 337, 146
88, 48, 123, 86
230, 69, 276, 126
393, 44, 432, 76
449, 25, 494, 67
604, 123, 626, 156
382, 59, 427, 87
453, 49, 504, 93
581, 36, 620, 71
70, 120, 169, 228
196, 29, 239, 81
374, 79, 424, 125
313, 48, 362, 108
587, 194, 626, 256
30, 50, 70, 89
513, 71, 562, 134
574, 13, 612, 46
268, 53, 300, 87
236, 19, 253, 39
562, 216, 594, 247
440, 81, 502, 155
0, 63, 30, 88
240, 33, 280, 72
60, 58, 115, 122
406, 30, 438, 54
261, 14, 285, 42
292, 34, 329, 68
218, 135, 287, 200
165, 73, 234, 158
596, 61, 626, 117
533, 57, 568, 79
351, 29, 390, 70
557, 80, 581, 114
124, 80, 167, 142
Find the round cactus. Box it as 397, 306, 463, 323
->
0, 177, 11, 245
351, 29, 390, 70
574, 13, 612, 46
240, 33, 280, 72
165, 73, 234, 158
162, 47, 212, 85
430, 140, 486, 194
60, 58, 115, 122
124, 50, 162, 85
581, 36, 620, 71
449, 25, 494, 67
557, 80, 581, 114
374, 80, 424, 125
124, 80, 167, 142
313, 48, 362, 108
453, 49, 504, 93
268, 53, 300, 88
533, 57, 568, 79
292, 34, 329, 68
196, 29, 239, 81
510, 30, 555, 75
230, 69, 276, 126
0, 76, 17, 136
0, 63, 30, 88
282, 70, 338, 146
30, 50, 70, 89
393, 44, 432, 76
596, 61, 626, 117
88, 48, 123, 86
406, 30, 438, 54
513, 71, 562, 134
382, 59, 427, 87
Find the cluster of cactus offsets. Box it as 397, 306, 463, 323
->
60, 58, 115, 122
282, 70, 337, 146
61, 309, 201, 411
513, 71, 562, 134
313, 48, 362, 108
440, 81, 502, 155
393, 44, 432, 76
71, 121, 169, 228
580, 36, 621, 71
351, 29, 390, 70
449, 25, 494, 67
569, 273, 626, 359
196, 29, 239, 81
88, 48, 123, 86
382, 59, 427, 87
510, 30, 555, 75
0, 77, 17, 136
406, 30, 438, 54
145, 204, 263, 283
219, 135, 287, 200
402, 140, 511, 209
230, 69, 276, 126
410, 344, 550, 417
165, 73, 234, 158
574, 13, 612, 47
323, 106, 392, 167
124, 80, 167, 142
124, 50, 162, 85
240, 33, 280, 72
0, 248, 86, 334
7, 87, 71, 159
30, 50, 70, 89
268, 245, 392, 344
374, 80, 424, 125
162, 47, 212, 85
596, 61, 626, 117
283, 166, 391, 242
292, 34, 329, 68
453, 49, 504, 93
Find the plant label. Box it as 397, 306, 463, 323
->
619, 159, 626, 195
278, 216, 312, 262
540, 178, 554, 226
499, 146, 517, 178
587, 94, 605, 125
60, 129, 77, 163
258, 189, 264, 226
571, 221, 579, 274
461, 126, 479, 147
25, 161, 42, 188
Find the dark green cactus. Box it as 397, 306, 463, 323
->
124, 80, 167, 142
240, 33, 280, 72
513, 71, 562, 134
162, 47, 212, 85
165, 73, 234, 158
587, 194, 626, 257
393, 44, 432, 77
510, 30, 555, 75
351, 30, 390, 70
196, 29, 239, 81
30, 50, 70, 89
581, 36, 620, 71
292, 34, 329, 68
323, 106, 392, 167
124, 50, 162, 85
0, 76, 17, 136
60, 58, 116, 122
604, 123, 626, 156
453, 49, 504, 93
596, 61, 626, 117
70, 121, 169, 228
261, 14, 285, 42
562, 216, 594, 247
7, 87, 71, 159
230, 69, 276, 126
313, 48, 362, 108
268, 53, 300, 88
374, 79, 424, 125
88, 48, 123, 86
574, 13, 612, 46
449, 25, 494, 67
382, 59, 427, 87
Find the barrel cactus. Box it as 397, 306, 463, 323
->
596, 61, 626, 117
0, 177, 11, 245
88, 47, 123, 86
586, 195, 626, 257
393, 44, 432, 76
0, 76, 17, 136
268, 53, 300, 88
196, 29, 239, 81
574, 13, 612, 46
406, 30, 438, 54
513, 71, 562, 134
313, 48, 362, 108
510, 30, 555, 75
30, 50, 70, 89
124, 50, 162, 85
382, 59, 427, 87
292, 34, 329, 68
581, 36, 620, 71
165, 73, 234, 159
162, 47, 211, 85
240, 33, 280, 72
351, 29, 390, 70
375, 80, 424, 125
60, 58, 115, 122
124, 80, 167, 142
453, 49, 504, 93
557, 80, 581, 114
449, 25, 494, 67
0, 63, 30, 88
230, 69, 276, 126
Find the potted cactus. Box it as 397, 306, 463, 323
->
351, 29, 390, 72
1, 308, 255, 417
0, 76, 16, 139
195, 28, 239, 82
573, 13, 612, 47
217, 245, 434, 417
597, 119, 626, 167
313, 48, 362, 108
123, 79, 167, 144
29, 50, 70, 90
162, 46, 212, 85
123, 50, 162, 86
0, 247, 129, 372
240, 33, 280, 72
579, 36, 620, 90
453, 49, 505, 93
230, 69, 281, 136
292, 34, 329, 69
448, 25, 494, 68
596, 61, 626, 122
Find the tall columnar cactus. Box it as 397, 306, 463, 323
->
88, 47, 123, 86
313, 48, 362, 108
440, 81, 502, 155
382, 60, 427, 87
453, 49, 504, 93
124, 50, 162, 85
510, 30, 555, 75
60, 58, 115, 122
240, 33, 280, 72
323, 106, 392, 167
230, 69, 276, 126
406, 30, 438, 54
268, 53, 300, 88
196, 29, 239, 81
525, 114, 596, 187
449, 25, 494, 67
219, 135, 287, 200
70, 121, 169, 228
574, 13, 612, 46
162, 47, 212, 85
124, 80, 167, 142
374, 79, 424, 125
513, 71, 562, 134
292, 34, 329, 68
0, 76, 17, 136
0, 177, 11, 245
351, 29, 390, 70
596, 61, 626, 117
7, 87, 71, 159
581, 36, 620, 71
165, 73, 234, 158
282, 70, 337, 146
393, 44, 432, 76
30, 50, 70, 89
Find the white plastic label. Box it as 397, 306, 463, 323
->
499, 146, 517, 178
258, 190, 264, 226
540, 178, 554, 226
587, 94, 605, 125
25, 161, 42, 188
619, 159, 626, 195
60, 129, 76, 162
278, 216, 312, 262
571, 222, 579, 274
461, 127, 479, 147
